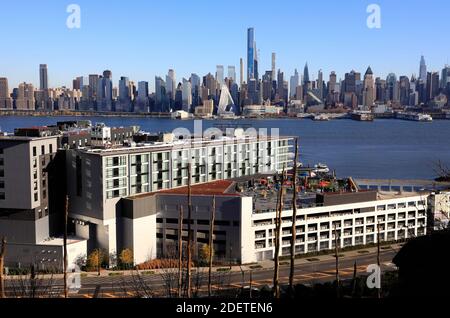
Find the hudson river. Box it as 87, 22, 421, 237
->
1, 116, 449, 180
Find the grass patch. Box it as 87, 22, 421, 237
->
380, 245, 392, 250
280, 261, 290, 266
306, 258, 320, 262
332, 254, 345, 258
140, 271, 155, 275
249, 265, 263, 269
216, 267, 231, 272
108, 272, 123, 276
357, 250, 370, 254
80, 273, 88, 277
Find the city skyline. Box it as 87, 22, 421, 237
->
0, 0, 449, 88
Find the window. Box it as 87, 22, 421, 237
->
76, 156, 82, 196
34, 192, 38, 202
0, 181, 4, 188
0, 170, 3, 177
38, 210, 42, 218
0, 148, 3, 154
41, 145, 45, 155
33, 147, 37, 157
49, 144, 53, 153
0, 192, 5, 200
0, 158, 3, 165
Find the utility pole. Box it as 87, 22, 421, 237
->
0, 236, 6, 298
186, 162, 192, 298
208, 196, 215, 297
289, 138, 299, 295
377, 220, 381, 298
63, 195, 69, 298
177, 205, 183, 298
249, 270, 253, 298
273, 165, 285, 298
334, 223, 340, 298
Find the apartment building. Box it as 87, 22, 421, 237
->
65, 133, 293, 258
0, 134, 86, 269
117, 179, 429, 265
251, 191, 428, 261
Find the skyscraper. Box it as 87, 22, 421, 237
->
426, 72, 440, 101
419, 55, 427, 83
88, 74, 99, 101
155, 76, 167, 112
289, 69, 299, 98
271, 53, 276, 80
118, 76, 131, 112
96, 76, 113, 111
16, 82, 35, 110
240, 58, 244, 86
0, 77, 12, 109
303, 63, 310, 86
181, 78, 192, 112
399, 76, 410, 106
103, 70, 112, 79
216, 65, 224, 85
441, 65, 450, 89
386, 73, 398, 102
363, 66, 375, 107
136, 81, 149, 113
166, 69, 176, 101
317, 69, 324, 100
227, 66, 236, 82
39, 64, 48, 90
247, 27, 256, 82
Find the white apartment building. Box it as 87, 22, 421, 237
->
251, 191, 428, 261
66, 133, 293, 260
117, 179, 429, 265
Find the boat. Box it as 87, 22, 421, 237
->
351, 111, 374, 121
312, 114, 330, 121
396, 112, 433, 122
313, 163, 330, 173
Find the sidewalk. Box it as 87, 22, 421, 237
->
4, 243, 402, 280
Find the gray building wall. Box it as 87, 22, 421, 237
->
66, 149, 105, 221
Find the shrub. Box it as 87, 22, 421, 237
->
136, 258, 193, 270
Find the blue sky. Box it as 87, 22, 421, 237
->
0, 0, 449, 91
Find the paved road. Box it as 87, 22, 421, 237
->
4, 249, 396, 298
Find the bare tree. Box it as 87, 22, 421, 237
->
8, 266, 60, 298
177, 205, 184, 298
433, 160, 450, 181
208, 195, 216, 297
63, 195, 69, 298
334, 223, 340, 298
186, 162, 192, 298
289, 138, 299, 295
273, 165, 286, 298
0, 236, 6, 298
377, 220, 381, 298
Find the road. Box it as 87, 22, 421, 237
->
4, 249, 397, 298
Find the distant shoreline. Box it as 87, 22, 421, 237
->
0, 110, 448, 120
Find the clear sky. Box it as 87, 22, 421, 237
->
0, 0, 449, 91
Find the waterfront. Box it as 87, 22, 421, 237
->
1, 115, 449, 180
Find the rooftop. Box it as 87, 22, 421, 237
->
129, 179, 237, 199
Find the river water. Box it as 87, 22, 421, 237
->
1, 116, 449, 180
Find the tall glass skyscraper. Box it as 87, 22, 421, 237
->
39, 64, 48, 90
247, 28, 255, 83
